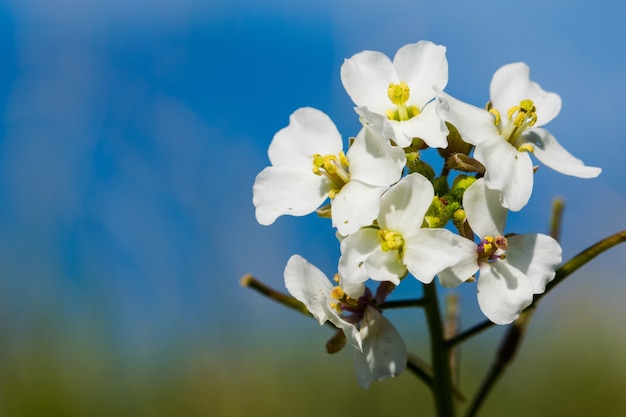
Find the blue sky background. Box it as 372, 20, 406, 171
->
0, 0, 624, 362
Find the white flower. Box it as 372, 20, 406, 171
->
339, 173, 476, 286
341, 40, 449, 148
284, 254, 407, 388
438, 179, 563, 324
253, 107, 406, 236
437, 62, 601, 211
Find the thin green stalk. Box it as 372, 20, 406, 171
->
423, 282, 456, 417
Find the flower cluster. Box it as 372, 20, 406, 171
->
252, 40, 600, 388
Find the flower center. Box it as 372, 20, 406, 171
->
378, 229, 405, 253
329, 286, 371, 316
489, 99, 538, 152
476, 235, 508, 263
386, 81, 420, 121
312, 151, 350, 198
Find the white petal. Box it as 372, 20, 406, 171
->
339, 229, 382, 285
354, 106, 397, 142
378, 173, 434, 232
363, 248, 406, 285
462, 178, 507, 237
437, 241, 480, 288
283, 255, 334, 325
253, 166, 329, 225
436, 89, 500, 146
323, 302, 363, 352
403, 228, 476, 284
341, 50, 396, 114
332, 181, 385, 236
490, 63, 561, 127
475, 138, 534, 212
505, 234, 562, 294
353, 307, 407, 389
393, 40, 448, 106
522, 128, 602, 178
477, 261, 534, 325
397, 102, 449, 149
268, 107, 343, 167
348, 126, 406, 186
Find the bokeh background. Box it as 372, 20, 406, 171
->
0, 0, 625, 416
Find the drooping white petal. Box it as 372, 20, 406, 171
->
477, 261, 534, 325
462, 178, 507, 237
354, 106, 397, 142
436, 89, 500, 146
505, 234, 562, 294
437, 240, 480, 288
353, 307, 407, 389
339, 228, 383, 285
474, 137, 534, 212
332, 180, 386, 236
522, 128, 602, 178
347, 126, 406, 186
378, 173, 434, 233
253, 166, 329, 225
397, 102, 449, 149
341, 51, 397, 114
393, 41, 448, 107
403, 228, 476, 284
489, 62, 562, 127
283, 254, 335, 325
268, 107, 343, 167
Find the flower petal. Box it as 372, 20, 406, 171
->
522, 128, 602, 178
341, 50, 396, 114
363, 248, 406, 284
490, 62, 561, 127
348, 126, 406, 186
436, 89, 500, 146
462, 178, 507, 237
397, 102, 449, 149
253, 166, 329, 225
268, 107, 343, 167
339, 228, 383, 285
353, 307, 407, 389
283, 254, 334, 325
403, 228, 477, 284
437, 241, 480, 288
477, 261, 534, 325
505, 234, 562, 294
332, 180, 385, 236
378, 173, 434, 232
474, 137, 534, 211
393, 40, 448, 107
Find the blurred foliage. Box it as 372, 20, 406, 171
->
0, 301, 625, 417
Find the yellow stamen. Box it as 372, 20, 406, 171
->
379, 229, 404, 252
489, 108, 501, 126
387, 81, 420, 121
517, 143, 535, 153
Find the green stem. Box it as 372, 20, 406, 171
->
423, 282, 456, 417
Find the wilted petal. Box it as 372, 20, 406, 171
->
505, 234, 562, 293
522, 128, 602, 178
353, 307, 407, 389
477, 261, 534, 325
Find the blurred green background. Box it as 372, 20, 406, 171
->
0, 0, 624, 415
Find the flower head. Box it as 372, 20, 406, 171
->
253, 107, 405, 235
341, 41, 449, 148
438, 179, 563, 324
437, 62, 601, 211
284, 255, 406, 388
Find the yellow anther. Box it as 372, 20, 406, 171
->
311, 152, 351, 192
333, 273, 340, 283
517, 143, 535, 153
508, 99, 537, 127
338, 151, 349, 167
330, 286, 345, 300
494, 236, 508, 250
388, 81, 410, 105
328, 188, 339, 199
379, 229, 404, 252
489, 108, 501, 126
